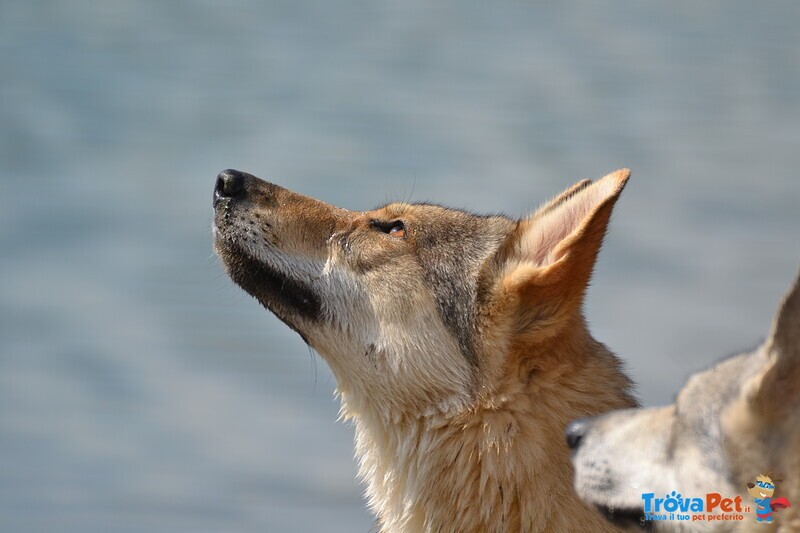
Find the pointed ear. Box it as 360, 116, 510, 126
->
500, 169, 630, 331
753, 269, 800, 416
533, 178, 593, 218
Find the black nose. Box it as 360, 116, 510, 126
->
214, 169, 246, 205
565, 418, 590, 450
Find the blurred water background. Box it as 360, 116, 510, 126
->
2, 1, 799, 531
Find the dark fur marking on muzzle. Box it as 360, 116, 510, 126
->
223, 245, 322, 328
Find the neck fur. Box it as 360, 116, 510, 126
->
338, 322, 636, 532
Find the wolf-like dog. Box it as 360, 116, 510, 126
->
570, 271, 800, 532
212, 168, 637, 532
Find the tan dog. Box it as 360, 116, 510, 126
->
570, 271, 800, 532
213, 168, 637, 532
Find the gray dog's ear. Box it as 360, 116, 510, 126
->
754, 269, 800, 417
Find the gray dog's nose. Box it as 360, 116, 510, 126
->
215, 169, 246, 204
565, 418, 590, 450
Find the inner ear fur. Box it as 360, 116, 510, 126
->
499, 169, 630, 334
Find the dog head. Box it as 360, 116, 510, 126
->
213, 169, 631, 416
570, 270, 800, 530
747, 474, 777, 500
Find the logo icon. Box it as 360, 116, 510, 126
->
747, 473, 791, 524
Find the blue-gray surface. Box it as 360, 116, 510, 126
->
2, 2, 799, 531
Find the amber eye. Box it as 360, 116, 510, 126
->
372, 220, 406, 238
388, 222, 405, 238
